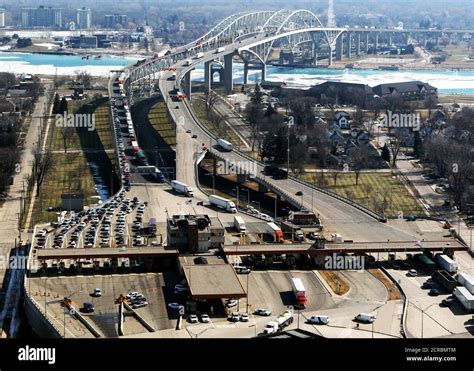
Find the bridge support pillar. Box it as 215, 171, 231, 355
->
345, 32, 352, 58
224, 53, 233, 94
355, 33, 361, 55
405, 33, 410, 45
365, 32, 370, 53
184, 70, 192, 101
243, 62, 249, 85
374, 33, 379, 54
335, 34, 343, 61
204, 61, 212, 92
261, 64, 266, 82
327, 45, 333, 66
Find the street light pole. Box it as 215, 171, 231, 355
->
286, 116, 294, 174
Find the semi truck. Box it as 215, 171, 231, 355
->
265, 222, 284, 243
217, 138, 233, 151
233, 215, 246, 233
453, 286, 474, 312
208, 195, 237, 213
414, 254, 437, 274
280, 221, 305, 241
457, 272, 474, 294
291, 277, 307, 308
435, 254, 458, 274
171, 180, 194, 197
263, 310, 294, 335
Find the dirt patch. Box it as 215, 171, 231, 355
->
368, 269, 401, 300
317, 270, 350, 295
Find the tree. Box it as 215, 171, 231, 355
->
58, 97, 68, 115
201, 90, 219, 118
245, 102, 264, 152
0, 72, 17, 90
75, 70, 92, 89
52, 93, 61, 114
209, 112, 224, 137
249, 84, 264, 106
413, 131, 424, 158
330, 168, 342, 188
32, 148, 54, 196
348, 146, 371, 185
387, 130, 410, 166
60, 127, 75, 153
381, 143, 391, 163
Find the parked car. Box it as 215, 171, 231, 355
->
92, 288, 102, 297
240, 313, 249, 322
187, 314, 198, 323
308, 315, 329, 325
429, 288, 440, 296
83, 302, 95, 313
226, 299, 238, 308
406, 269, 418, 277
254, 308, 271, 316
201, 314, 210, 323
441, 296, 456, 307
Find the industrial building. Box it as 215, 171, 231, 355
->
167, 214, 225, 253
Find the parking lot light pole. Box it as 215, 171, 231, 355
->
286, 116, 294, 174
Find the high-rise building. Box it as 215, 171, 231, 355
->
21, 6, 62, 28
0, 9, 5, 28
76, 7, 92, 29
104, 14, 128, 29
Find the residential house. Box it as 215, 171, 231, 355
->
372, 81, 437, 101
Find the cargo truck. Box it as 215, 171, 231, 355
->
171, 180, 194, 197
217, 138, 233, 151
208, 195, 237, 213
453, 286, 474, 312
194, 52, 204, 59
233, 215, 246, 233
457, 272, 474, 294
265, 222, 284, 243
263, 310, 294, 335
435, 254, 458, 274
291, 277, 307, 308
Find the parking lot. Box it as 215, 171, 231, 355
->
27, 272, 180, 338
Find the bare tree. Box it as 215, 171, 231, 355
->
330, 169, 341, 188
348, 146, 371, 185
201, 90, 219, 118
209, 112, 225, 137
75, 70, 92, 89
59, 127, 75, 153
33, 148, 54, 196
387, 130, 410, 167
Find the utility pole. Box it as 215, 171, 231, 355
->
286, 116, 294, 174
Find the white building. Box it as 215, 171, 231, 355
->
0, 9, 5, 28
76, 7, 92, 29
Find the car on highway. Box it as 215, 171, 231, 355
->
254, 308, 271, 316
295, 191, 303, 196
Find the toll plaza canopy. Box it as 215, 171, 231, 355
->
179, 256, 246, 299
